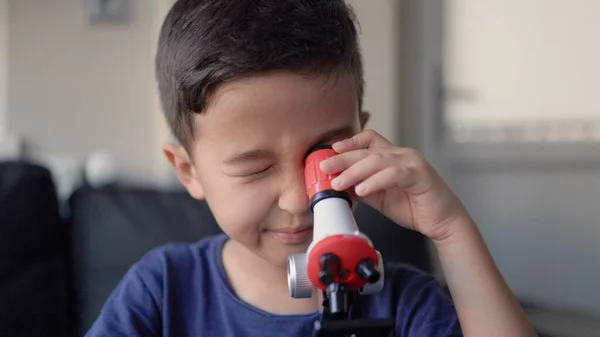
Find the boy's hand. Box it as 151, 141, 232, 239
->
320, 129, 467, 242
321, 129, 539, 336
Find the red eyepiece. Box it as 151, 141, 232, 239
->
304, 145, 339, 200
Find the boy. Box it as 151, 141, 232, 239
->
86, 0, 537, 336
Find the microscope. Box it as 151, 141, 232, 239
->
287, 145, 395, 337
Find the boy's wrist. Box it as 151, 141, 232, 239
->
431, 213, 479, 249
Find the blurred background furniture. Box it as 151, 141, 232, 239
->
0, 161, 71, 337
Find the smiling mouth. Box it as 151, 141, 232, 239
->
270, 226, 313, 234
268, 226, 314, 244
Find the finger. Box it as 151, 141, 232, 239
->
355, 156, 431, 197
320, 149, 370, 174
354, 166, 406, 197
330, 153, 385, 191
332, 129, 391, 153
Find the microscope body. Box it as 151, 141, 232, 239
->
287, 145, 394, 337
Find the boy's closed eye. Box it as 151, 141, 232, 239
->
225, 165, 275, 178
221, 149, 275, 178
221, 126, 357, 178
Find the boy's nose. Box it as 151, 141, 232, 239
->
278, 170, 310, 215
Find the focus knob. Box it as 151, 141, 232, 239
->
359, 251, 385, 295
356, 258, 380, 283
287, 253, 313, 298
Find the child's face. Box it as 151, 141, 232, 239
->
165, 72, 368, 268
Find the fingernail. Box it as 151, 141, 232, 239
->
332, 140, 345, 151
331, 177, 341, 189
355, 183, 366, 195
319, 160, 328, 171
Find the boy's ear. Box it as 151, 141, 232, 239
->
359, 111, 370, 130
162, 143, 205, 200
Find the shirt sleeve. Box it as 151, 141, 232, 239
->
395, 267, 462, 336
85, 263, 162, 337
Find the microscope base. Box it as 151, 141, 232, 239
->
314, 317, 395, 337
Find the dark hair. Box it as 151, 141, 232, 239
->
155, 0, 364, 149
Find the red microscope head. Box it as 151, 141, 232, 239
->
302, 145, 381, 292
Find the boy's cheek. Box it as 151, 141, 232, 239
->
205, 181, 276, 231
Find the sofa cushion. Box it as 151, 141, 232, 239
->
69, 186, 223, 333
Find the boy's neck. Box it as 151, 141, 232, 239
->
222, 239, 321, 315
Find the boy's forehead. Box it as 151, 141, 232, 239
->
195, 72, 360, 145
210, 72, 358, 111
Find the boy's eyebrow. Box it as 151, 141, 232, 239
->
223, 149, 272, 165
313, 125, 355, 145
223, 126, 355, 165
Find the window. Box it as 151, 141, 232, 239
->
443, 0, 600, 145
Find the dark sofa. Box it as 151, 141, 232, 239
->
0, 160, 432, 337
0, 161, 71, 336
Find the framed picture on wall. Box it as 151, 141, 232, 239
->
85, 0, 130, 23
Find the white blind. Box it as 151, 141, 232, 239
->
444, 0, 600, 131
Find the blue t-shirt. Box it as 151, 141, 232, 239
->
85, 234, 461, 336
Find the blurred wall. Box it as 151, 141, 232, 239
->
0, 0, 7, 135
6, 0, 159, 183
347, 0, 399, 144
445, 0, 600, 127
444, 0, 600, 315
452, 166, 600, 314
5, 0, 400, 186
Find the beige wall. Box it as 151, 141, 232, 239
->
0, 0, 7, 136
151, 0, 177, 185
7, 0, 159, 183
348, 0, 399, 144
